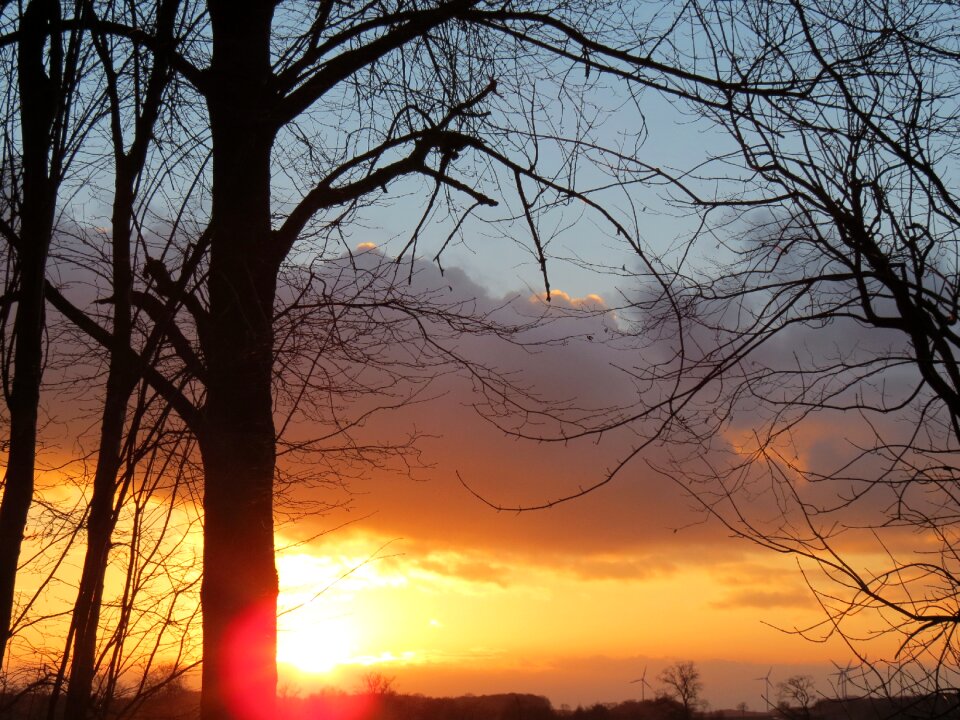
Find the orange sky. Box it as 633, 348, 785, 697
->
7, 246, 914, 713
262, 248, 904, 711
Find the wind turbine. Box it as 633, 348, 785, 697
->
831, 661, 854, 700
830, 664, 843, 700
843, 661, 855, 699
754, 667, 772, 710
629, 666, 652, 701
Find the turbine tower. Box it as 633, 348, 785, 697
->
754, 667, 772, 710
629, 666, 652, 702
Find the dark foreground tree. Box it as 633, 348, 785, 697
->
92, 4, 745, 719
59, 3, 182, 717
0, 4, 800, 718
0, 0, 93, 667
614, 0, 960, 702
460, 0, 960, 705
777, 675, 816, 720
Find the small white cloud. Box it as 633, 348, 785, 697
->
528, 289, 607, 308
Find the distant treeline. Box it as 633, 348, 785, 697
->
4, 687, 960, 720
286, 692, 708, 720
0, 688, 700, 720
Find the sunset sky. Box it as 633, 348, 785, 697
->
263, 244, 886, 712
6, 194, 914, 716
4, 4, 954, 719
3, 114, 911, 720
4, 107, 906, 716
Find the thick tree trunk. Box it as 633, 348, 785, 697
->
199, 233, 279, 720
199, 380, 278, 720
0, 0, 58, 666
201, 4, 279, 719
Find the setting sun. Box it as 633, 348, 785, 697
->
276, 553, 366, 674
277, 614, 360, 674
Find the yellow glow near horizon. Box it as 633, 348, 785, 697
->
260, 527, 908, 713
273, 530, 891, 683
276, 551, 376, 675
277, 613, 361, 674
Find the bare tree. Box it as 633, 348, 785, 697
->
0, 4, 821, 719
0, 5, 199, 712
359, 671, 396, 697
57, 3, 184, 717
608, 0, 960, 702
0, 0, 94, 667
777, 675, 816, 720
658, 661, 702, 719
69, 5, 737, 719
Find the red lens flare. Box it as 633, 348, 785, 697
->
223, 601, 277, 720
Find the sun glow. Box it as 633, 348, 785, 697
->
277, 613, 360, 674
276, 552, 368, 674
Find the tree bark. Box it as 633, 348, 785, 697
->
200, 3, 279, 718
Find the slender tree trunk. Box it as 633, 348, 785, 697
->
61, 2, 177, 709
62, 176, 136, 720
0, 0, 59, 666
200, 4, 279, 718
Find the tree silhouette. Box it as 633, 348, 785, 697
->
777, 675, 816, 720
658, 662, 702, 719
4, 4, 927, 718
359, 671, 396, 697
0, 0, 91, 667
620, 0, 960, 700
57, 3, 182, 717
64, 4, 734, 719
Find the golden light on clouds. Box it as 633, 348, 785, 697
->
272, 529, 873, 695
258, 255, 896, 708
528, 289, 607, 307
276, 552, 363, 674
6, 468, 205, 676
